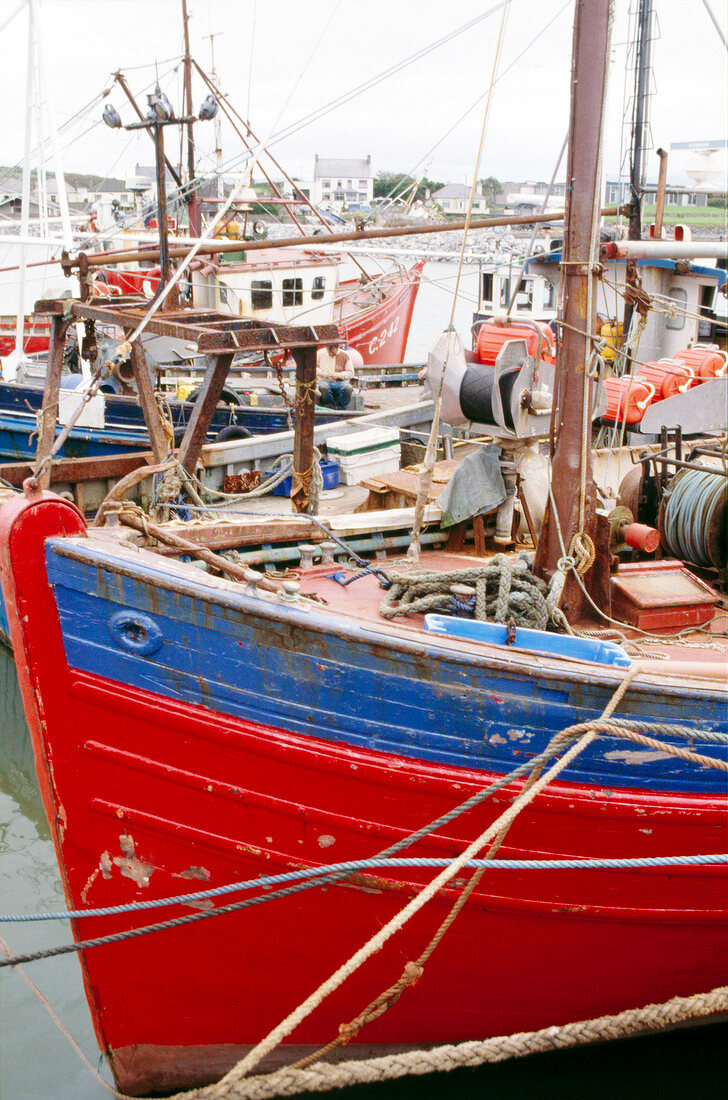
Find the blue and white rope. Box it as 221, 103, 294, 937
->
3, 852, 726, 923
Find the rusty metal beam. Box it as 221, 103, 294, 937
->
36, 315, 72, 489
128, 338, 169, 464
34, 299, 340, 354
62, 207, 625, 272
291, 346, 318, 514
176, 353, 235, 474
534, 0, 613, 622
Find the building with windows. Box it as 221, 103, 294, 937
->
432, 182, 487, 216
310, 156, 374, 210
604, 180, 708, 207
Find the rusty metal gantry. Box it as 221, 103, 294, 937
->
32, 294, 339, 514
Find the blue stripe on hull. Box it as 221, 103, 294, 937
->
46, 542, 728, 794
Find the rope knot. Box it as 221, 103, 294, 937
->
569, 532, 596, 576
402, 961, 424, 987
337, 1021, 360, 1046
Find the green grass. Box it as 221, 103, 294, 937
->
606, 202, 727, 230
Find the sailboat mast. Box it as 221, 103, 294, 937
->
181, 0, 200, 235
534, 0, 613, 620
628, 0, 653, 241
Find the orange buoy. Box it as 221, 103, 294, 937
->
475, 318, 556, 365
602, 376, 655, 423
671, 346, 727, 381
636, 358, 694, 399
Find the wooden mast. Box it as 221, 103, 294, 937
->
181, 0, 200, 236
534, 0, 613, 621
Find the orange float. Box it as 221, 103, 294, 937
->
602, 376, 655, 423
636, 358, 694, 399
672, 346, 727, 381
475, 318, 556, 365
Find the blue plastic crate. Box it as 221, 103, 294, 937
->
269, 461, 340, 497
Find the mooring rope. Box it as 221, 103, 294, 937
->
194, 665, 645, 1087
176, 986, 728, 1100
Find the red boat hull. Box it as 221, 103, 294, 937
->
0, 315, 52, 358
1, 494, 726, 1095
337, 259, 425, 364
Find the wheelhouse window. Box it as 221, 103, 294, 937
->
250, 280, 273, 310
311, 275, 326, 301
282, 278, 303, 306
515, 279, 533, 308
481, 272, 494, 305
665, 286, 687, 330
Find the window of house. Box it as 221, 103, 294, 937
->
665, 286, 687, 330
282, 278, 303, 307
358, 179, 367, 188
337, 180, 342, 187
347, 179, 352, 187
311, 275, 326, 301
251, 280, 273, 310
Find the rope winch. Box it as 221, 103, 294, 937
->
660, 468, 726, 570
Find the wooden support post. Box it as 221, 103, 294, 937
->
472, 514, 487, 558
176, 353, 234, 475
291, 346, 317, 514
36, 314, 71, 488
128, 339, 169, 465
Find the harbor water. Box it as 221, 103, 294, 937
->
1, 263, 726, 1098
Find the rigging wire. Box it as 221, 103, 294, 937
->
407, 0, 511, 562
374, 0, 572, 213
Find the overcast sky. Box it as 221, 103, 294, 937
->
1, 0, 726, 190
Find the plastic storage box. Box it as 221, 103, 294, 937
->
326, 428, 401, 485
269, 461, 340, 497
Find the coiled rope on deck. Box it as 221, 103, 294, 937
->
379, 551, 558, 628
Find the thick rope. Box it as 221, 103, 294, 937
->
379, 553, 556, 629
286, 734, 557, 1074
192, 665, 643, 1091
177, 986, 728, 1099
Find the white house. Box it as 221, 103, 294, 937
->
432, 182, 487, 216
311, 156, 374, 210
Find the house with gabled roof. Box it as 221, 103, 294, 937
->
432, 182, 487, 216
311, 156, 374, 210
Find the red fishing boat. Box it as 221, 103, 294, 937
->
0, 2, 726, 1097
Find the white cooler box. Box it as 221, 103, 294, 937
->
326, 427, 401, 486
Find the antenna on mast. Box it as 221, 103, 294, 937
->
181, 0, 200, 235
204, 30, 224, 200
